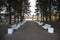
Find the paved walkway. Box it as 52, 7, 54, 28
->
5, 21, 60, 40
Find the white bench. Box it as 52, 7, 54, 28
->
36, 22, 39, 23
34, 21, 44, 25
24, 21, 26, 23
48, 27, 54, 33
21, 21, 27, 25
14, 23, 20, 30
8, 24, 17, 34
21, 22, 24, 25
11, 24, 17, 29
8, 28, 14, 34
38, 22, 44, 25
35, 21, 38, 23
42, 24, 51, 30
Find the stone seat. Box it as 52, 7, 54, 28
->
8, 28, 14, 34
48, 27, 54, 33
42, 24, 51, 30
38, 22, 44, 25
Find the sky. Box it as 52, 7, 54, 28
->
28, 0, 37, 16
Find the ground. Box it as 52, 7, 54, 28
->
4, 21, 60, 40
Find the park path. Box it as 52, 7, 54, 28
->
5, 21, 59, 40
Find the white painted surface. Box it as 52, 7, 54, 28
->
48, 27, 54, 33
42, 24, 51, 29
11, 24, 17, 29
38, 22, 43, 25
15, 24, 20, 30
8, 28, 13, 34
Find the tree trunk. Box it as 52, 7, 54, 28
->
49, 0, 51, 21
23, 12, 24, 20
42, 15, 44, 22
41, 13, 42, 22
0, 8, 1, 22
9, 15, 11, 24
18, 15, 19, 22
20, 16, 23, 22
46, 16, 48, 22
49, 13, 51, 21
14, 15, 16, 23
8, 0, 11, 24
59, 13, 60, 20
20, 13, 23, 22
9, 9, 11, 24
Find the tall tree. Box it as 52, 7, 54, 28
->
57, 0, 60, 21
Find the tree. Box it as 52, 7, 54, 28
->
7, 0, 23, 23
36, 0, 50, 22
57, 0, 60, 21
36, 13, 39, 21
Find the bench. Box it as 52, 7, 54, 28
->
38, 22, 44, 25
35, 21, 54, 33
8, 28, 14, 34
42, 24, 51, 30
48, 27, 54, 33
21, 21, 27, 25
11, 24, 17, 29
35, 21, 39, 23
14, 23, 21, 30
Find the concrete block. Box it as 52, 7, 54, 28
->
48, 27, 54, 33
42, 24, 51, 29
8, 28, 13, 34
